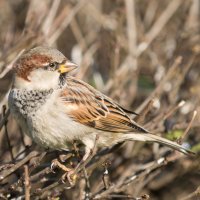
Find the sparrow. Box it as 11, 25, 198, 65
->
8, 46, 193, 171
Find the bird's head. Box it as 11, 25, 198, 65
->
13, 46, 77, 90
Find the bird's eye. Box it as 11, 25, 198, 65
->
49, 62, 58, 68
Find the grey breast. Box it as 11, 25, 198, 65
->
8, 89, 53, 118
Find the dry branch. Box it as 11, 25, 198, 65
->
0, 1, 199, 199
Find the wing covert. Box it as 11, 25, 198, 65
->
60, 76, 147, 133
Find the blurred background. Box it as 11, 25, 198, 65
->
0, 0, 200, 199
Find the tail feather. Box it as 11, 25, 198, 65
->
122, 133, 195, 156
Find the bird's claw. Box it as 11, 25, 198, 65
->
61, 170, 77, 186
50, 159, 57, 173
51, 159, 72, 173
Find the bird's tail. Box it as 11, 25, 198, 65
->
121, 133, 195, 156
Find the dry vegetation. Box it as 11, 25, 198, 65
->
0, 0, 200, 199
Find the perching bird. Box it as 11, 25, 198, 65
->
8, 46, 193, 182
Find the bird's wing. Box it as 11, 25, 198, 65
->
60, 76, 147, 133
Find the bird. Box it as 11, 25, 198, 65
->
8, 46, 194, 183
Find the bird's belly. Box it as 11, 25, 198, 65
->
29, 101, 92, 150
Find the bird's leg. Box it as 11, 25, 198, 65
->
62, 135, 99, 186
61, 147, 92, 186
74, 135, 99, 173
73, 146, 93, 173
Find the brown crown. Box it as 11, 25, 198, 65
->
14, 53, 52, 81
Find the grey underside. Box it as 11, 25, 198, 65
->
9, 89, 53, 117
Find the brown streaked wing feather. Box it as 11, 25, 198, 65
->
60, 76, 147, 133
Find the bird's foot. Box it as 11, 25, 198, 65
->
51, 159, 77, 186
51, 159, 72, 173
61, 170, 77, 186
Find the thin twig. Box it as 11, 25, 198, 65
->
24, 165, 30, 200
0, 151, 39, 181
182, 186, 200, 200
136, 56, 182, 114
0, 49, 25, 79
48, 0, 87, 45
163, 100, 186, 121
77, 42, 99, 79
135, 99, 155, 124
0, 109, 10, 131
145, 100, 186, 132
137, 0, 182, 56
83, 167, 91, 199
125, 0, 137, 59
178, 110, 197, 144
70, 18, 87, 51
92, 153, 183, 199
78, 177, 87, 200
2, 106, 14, 162
92, 157, 166, 199
42, 0, 61, 36
102, 167, 110, 190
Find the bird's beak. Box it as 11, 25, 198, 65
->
58, 60, 78, 74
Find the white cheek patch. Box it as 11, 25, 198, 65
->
14, 69, 60, 90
